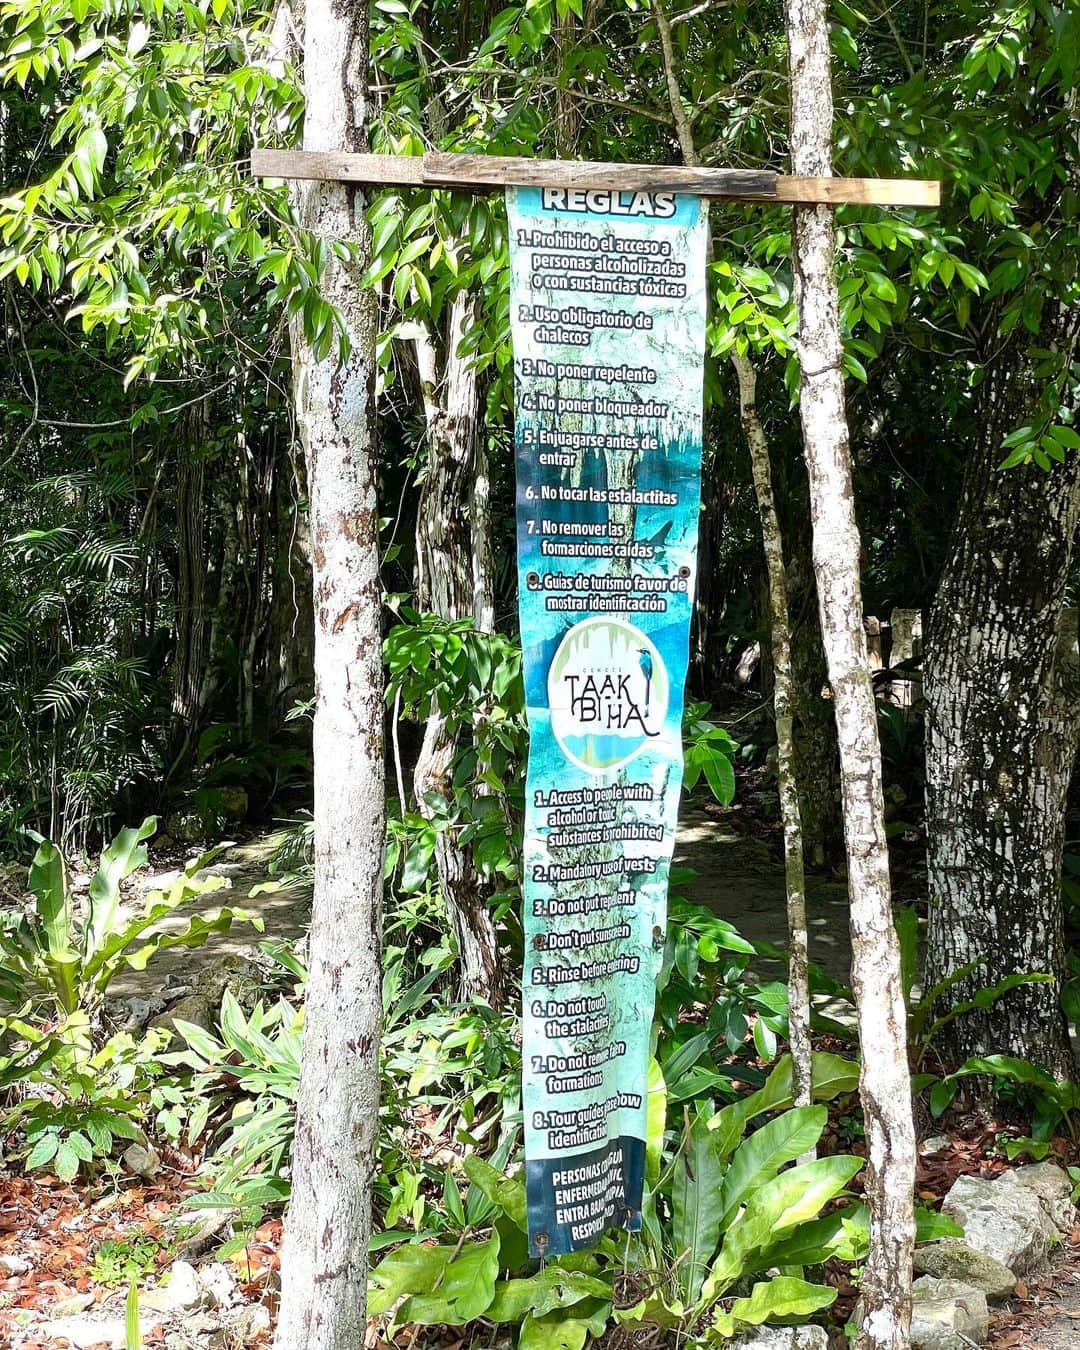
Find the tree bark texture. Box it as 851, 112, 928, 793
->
733, 351, 813, 1115
785, 3, 915, 1347
272, 1, 384, 1346
653, 0, 814, 1109
924, 340, 1080, 1080
412, 291, 504, 1004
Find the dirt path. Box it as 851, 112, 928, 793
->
109, 836, 313, 999
112, 804, 853, 999
675, 803, 853, 984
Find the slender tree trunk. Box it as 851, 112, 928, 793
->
924, 331, 1080, 1079
786, 516, 842, 867
653, 0, 812, 1107
272, 1, 384, 1345
733, 352, 812, 1114
169, 405, 208, 765
785, 3, 915, 1347
412, 292, 504, 1004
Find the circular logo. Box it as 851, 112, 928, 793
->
548, 617, 668, 774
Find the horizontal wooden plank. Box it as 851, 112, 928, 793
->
250, 149, 425, 187
250, 148, 940, 208
424, 152, 777, 199
776, 175, 941, 206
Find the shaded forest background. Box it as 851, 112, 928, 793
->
0, 0, 1077, 1060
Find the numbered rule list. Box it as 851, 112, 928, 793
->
507, 185, 708, 1257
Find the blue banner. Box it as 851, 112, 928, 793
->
508, 185, 708, 1257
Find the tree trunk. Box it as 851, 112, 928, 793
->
733, 352, 813, 1113
652, 0, 814, 1120
924, 341, 1080, 1079
272, 1, 384, 1345
785, 3, 915, 1347
787, 523, 842, 867
412, 291, 504, 1004
169, 405, 208, 769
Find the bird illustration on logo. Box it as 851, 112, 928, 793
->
638, 647, 654, 717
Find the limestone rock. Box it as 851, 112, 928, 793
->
913, 1239, 1016, 1301
152, 989, 220, 1037
41, 1315, 158, 1347
728, 1328, 828, 1350
48, 1293, 94, 1317
216, 786, 248, 820
943, 1172, 1057, 1273
910, 1276, 989, 1350
231, 1302, 271, 1339
122, 1141, 161, 1179
198, 1261, 238, 1308
1009, 1161, 1077, 1232
142, 1259, 205, 1313
164, 808, 212, 843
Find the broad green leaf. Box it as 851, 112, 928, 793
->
915, 1206, 964, 1241
54, 1140, 80, 1181
28, 840, 73, 960
710, 1275, 836, 1339
703, 1155, 863, 1298
718, 1105, 827, 1227
26, 1131, 59, 1169
672, 1109, 728, 1302
646, 1056, 667, 1185
87, 818, 157, 959
751, 1204, 869, 1270
120, 908, 261, 975
519, 1310, 603, 1350
398, 1231, 500, 1326
125, 1280, 143, 1350
894, 906, 919, 1006
809, 1052, 860, 1101
462, 1155, 527, 1231
487, 1267, 609, 1322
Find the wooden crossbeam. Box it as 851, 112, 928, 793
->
250, 149, 940, 208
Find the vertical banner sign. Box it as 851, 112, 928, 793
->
508, 185, 707, 1257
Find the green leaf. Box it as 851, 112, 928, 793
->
915, 1206, 964, 1241
54, 1140, 81, 1181
712, 1275, 837, 1337
462, 1156, 527, 1231
120, 907, 260, 974
672, 1109, 728, 1303
487, 1267, 610, 1323
26, 1131, 60, 1170
519, 1312, 591, 1350
28, 839, 72, 959
894, 906, 919, 1006
398, 1231, 500, 1325
718, 1105, 827, 1228
703, 1155, 863, 1299
756, 1204, 869, 1268
646, 1056, 667, 1185
1048, 425, 1080, 451
125, 1280, 143, 1349
87, 818, 157, 959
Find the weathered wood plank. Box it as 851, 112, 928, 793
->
250, 149, 426, 186
776, 175, 941, 206
423, 152, 777, 198
250, 148, 940, 207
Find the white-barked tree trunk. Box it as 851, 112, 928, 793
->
273, 0, 385, 1345
785, 1, 915, 1346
